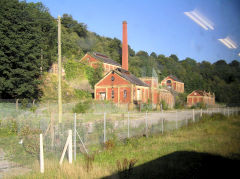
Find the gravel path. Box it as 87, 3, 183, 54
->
0, 148, 31, 178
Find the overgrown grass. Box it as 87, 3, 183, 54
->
4, 113, 240, 178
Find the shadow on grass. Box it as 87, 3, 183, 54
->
103, 151, 240, 179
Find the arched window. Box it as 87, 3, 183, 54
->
124, 90, 127, 99
111, 90, 114, 99
167, 80, 171, 83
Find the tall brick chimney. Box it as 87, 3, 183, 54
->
122, 21, 128, 71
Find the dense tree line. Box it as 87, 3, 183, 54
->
0, 0, 56, 99
0, 1, 239, 105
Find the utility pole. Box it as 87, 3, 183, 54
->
40, 49, 43, 74
58, 15, 62, 123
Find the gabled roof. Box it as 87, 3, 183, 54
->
114, 68, 149, 87
189, 90, 214, 97
87, 52, 121, 67
165, 75, 183, 83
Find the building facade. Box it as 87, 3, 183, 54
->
80, 52, 121, 75
95, 68, 149, 105
93, 21, 176, 109
161, 75, 184, 93
159, 89, 175, 108
187, 90, 215, 107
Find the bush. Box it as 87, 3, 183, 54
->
116, 158, 137, 178
104, 139, 115, 150
72, 100, 91, 113
161, 100, 168, 110
20, 98, 29, 109
74, 89, 92, 100
196, 102, 207, 109
84, 153, 95, 172
18, 126, 42, 157
0, 118, 18, 136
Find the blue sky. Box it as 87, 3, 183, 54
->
26, 0, 240, 63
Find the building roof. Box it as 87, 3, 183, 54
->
114, 68, 149, 87
88, 52, 121, 67
190, 90, 214, 97
166, 75, 183, 83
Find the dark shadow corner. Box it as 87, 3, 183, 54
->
102, 151, 240, 179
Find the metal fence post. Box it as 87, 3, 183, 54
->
200, 108, 202, 117
176, 110, 178, 129
68, 130, 73, 164
228, 107, 229, 117
128, 112, 130, 138
104, 112, 106, 143
40, 134, 44, 173
193, 109, 195, 122
161, 118, 164, 134
74, 113, 76, 161
145, 112, 148, 137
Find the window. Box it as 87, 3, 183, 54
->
111, 76, 115, 81
111, 89, 114, 99
124, 90, 127, 98
100, 92, 106, 100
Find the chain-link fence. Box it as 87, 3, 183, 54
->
0, 106, 239, 176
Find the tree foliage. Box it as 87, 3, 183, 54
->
0, 0, 56, 99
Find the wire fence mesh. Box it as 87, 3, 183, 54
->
0, 105, 239, 176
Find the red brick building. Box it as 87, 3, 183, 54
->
80, 52, 121, 75
161, 75, 184, 93
95, 68, 149, 104
93, 21, 175, 109
187, 90, 215, 107
140, 77, 159, 105
159, 89, 175, 108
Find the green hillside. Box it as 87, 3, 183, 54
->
0, 0, 239, 104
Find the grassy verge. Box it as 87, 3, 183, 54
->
4, 113, 240, 178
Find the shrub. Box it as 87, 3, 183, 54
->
20, 98, 29, 109
104, 139, 115, 150
74, 89, 91, 100
72, 100, 91, 113
116, 158, 137, 178
84, 153, 95, 172
0, 118, 18, 135
18, 126, 42, 157
161, 100, 168, 110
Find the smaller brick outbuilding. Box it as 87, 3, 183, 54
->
80, 52, 121, 75
187, 90, 215, 107
161, 75, 184, 93
159, 89, 175, 108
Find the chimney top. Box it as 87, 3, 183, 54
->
123, 21, 127, 24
